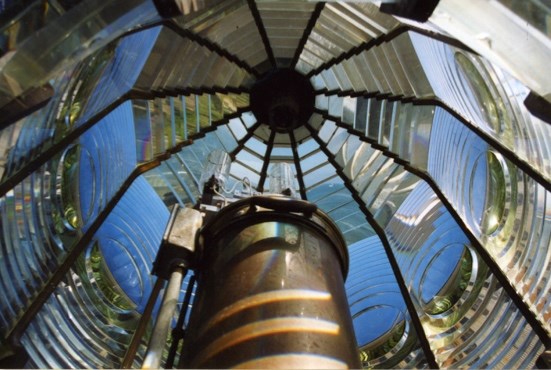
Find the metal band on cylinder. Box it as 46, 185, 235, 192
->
180, 196, 360, 369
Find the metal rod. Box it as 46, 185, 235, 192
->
121, 277, 165, 368
166, 274, 196, 369
142, 267, 186, 369
163, 21, 260, 78
6, 161, 160, 349
247, 0, 276, 69
305, 26, 473, 79
318, 108, 551, 345
256, 129, 276, 192
229, 121, 262, 160
291, 2, 324, 69
289, 130, 308, 200
305, 122, 439, 368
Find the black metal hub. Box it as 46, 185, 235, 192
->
250, 69, 315, 132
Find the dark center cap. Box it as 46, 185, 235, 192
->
250, 69, 315, 132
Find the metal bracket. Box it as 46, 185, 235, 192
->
152, 205, 203, 280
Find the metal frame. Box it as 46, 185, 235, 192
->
121, 277, 165, 368
316, 93, 551, 193
168, 275, 196, 369
247, 0, 276, 70
305, 121, 439, 369
229, 121, 262, 160
256, 129, 276, 192
4, 159, 164, 349
289, 130, 308, 200
164, 20, 260, 79
290, 2, 325, 70
305, 26, 474, 79
316, 106, 551, 346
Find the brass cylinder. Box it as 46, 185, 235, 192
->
181, 197, 359, 369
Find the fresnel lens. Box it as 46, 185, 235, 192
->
143, 150, 360, 369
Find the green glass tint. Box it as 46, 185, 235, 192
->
0, 2, 548, 369
358, 320, 406, 364
55, 45, 116, 137
454, 52, 509, 134
55, 145, 81, 230
88, 242, 136, 311
420, 244, 473, 315
469, 151, 508, 236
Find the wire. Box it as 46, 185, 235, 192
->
212, 187, 228, 207
221, 177, 254, 196
222, 179, 242, 194
242, 177, 252, 195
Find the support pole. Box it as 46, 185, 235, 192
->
142, 267, 186, 369
141, 206, 202, 369
121, 277, 165, 368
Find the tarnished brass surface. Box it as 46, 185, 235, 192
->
180, 197, 359, 369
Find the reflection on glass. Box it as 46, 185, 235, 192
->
346, 238, 425, 368
315, 95, 433, 168
498, 0, 551, 36
268, 162, 296, 197
199, 149, 232, 192
257, 1, 316, 66
22, 177, 169, 368
0, 26, 160, 191
55, 44, 116, 137
411, 33, 550, 183
469, 151, 507, 235
296, 2, 399, 74
210, 95, 224, 122
455, 52, 506, 134
133, 99, 154, 161
197, 94, 210, 129
0, 0, 159, 110
130, 93, 249, 164
428, 107, 549, 335
358, 319, 406, 364
0, 2, 63, 58
56, 145, 80, 230
149, 98, 167, 155
0, 101, 137, 352
386, 182, 543, 367
89, 242, 135, 311
420, 245, 472, 315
